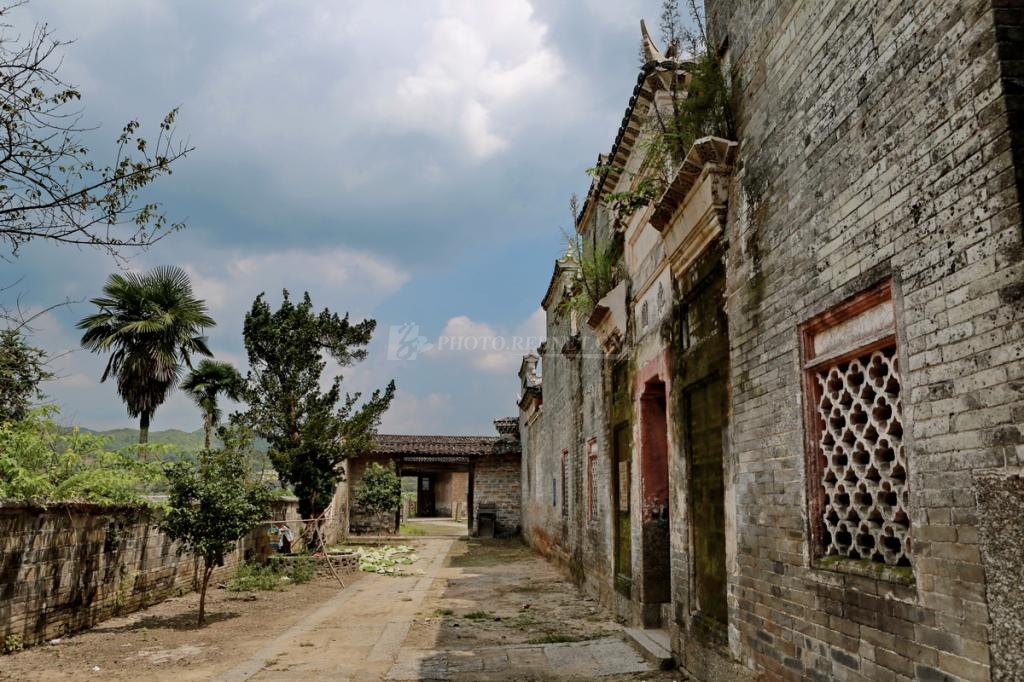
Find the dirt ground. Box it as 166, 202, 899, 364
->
405, 538, 616, 650
2, 538, 687, 681
0, 569, 362, 681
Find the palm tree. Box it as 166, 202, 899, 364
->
78, 265, 215, 445
181, 359, 243, 450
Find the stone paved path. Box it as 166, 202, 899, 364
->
386, 637, 650, 680
221, 537, 655, 681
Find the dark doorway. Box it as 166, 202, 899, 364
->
685, 377, 727, 632
611, 361, 633, 596
639, 379, 671, 624
675, 249, 729, 639
416, 475, 435, 517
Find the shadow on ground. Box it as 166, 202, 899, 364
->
91, 610, 240, 633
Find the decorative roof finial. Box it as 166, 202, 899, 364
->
640, 19, 664, 63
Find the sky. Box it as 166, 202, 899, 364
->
4, 0, 675, 436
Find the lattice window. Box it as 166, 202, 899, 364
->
800, 280, 912, 571
812, 346, 911, 567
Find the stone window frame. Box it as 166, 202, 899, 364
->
560, 449, 569, 520
586, 438, 599, 522
799, 279, 915, 582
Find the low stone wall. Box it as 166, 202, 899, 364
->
0, 495, 340, 648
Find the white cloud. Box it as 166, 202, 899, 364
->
380, 391, 454, 434
181, 245, 409, 330
431, 308, 545, 375
383, 0, 563, 160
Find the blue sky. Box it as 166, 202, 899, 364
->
5, 0, 672, 435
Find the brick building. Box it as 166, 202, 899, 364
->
348, 420, 522, 536
519, 4, 1024, 680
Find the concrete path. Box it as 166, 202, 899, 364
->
221, 539, 454, 681
220, 538, 654, 681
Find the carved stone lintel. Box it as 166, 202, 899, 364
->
654, 137, 737, 280
587, 281, 629, 356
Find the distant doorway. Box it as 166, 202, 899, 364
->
416, 475, 435, 517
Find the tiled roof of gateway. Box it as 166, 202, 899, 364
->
371, 434, 519, 457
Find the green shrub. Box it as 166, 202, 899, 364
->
2, 634, 23, 654
228, 557, 318, 592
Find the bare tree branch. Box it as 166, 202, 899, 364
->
0, 3, 193, 259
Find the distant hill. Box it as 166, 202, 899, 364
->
78, 427, 269, 454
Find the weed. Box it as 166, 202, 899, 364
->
228, 558, 317, 592
464, 610, 497, 621
2, 634, 23, 655
434, 608, 454, 617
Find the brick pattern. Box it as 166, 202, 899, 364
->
474, 452, 522, 535
712, 0, 1024, 679
522, 0, 1024, 679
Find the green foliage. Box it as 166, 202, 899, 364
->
592, 1, 734, 232
353, 462, 402, 517
0, 328, 51, 423
0, 6, 192, 258
2, 634, 23, 654
228, 557, 316, 592
241, 290, 396, 522
181, 360, 244, 449
0, 407, 161, 504
161, 450, 271, 569
161, 447, 272, 625
560, 225, 622, 315
77, 265, 215, 445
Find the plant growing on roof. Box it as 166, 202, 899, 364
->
560, 194, 623, 316
588, 1, 735, 228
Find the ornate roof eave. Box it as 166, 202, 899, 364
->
650, 136, 738, 232
652, 136, 738, 280
574, 57, 691, 233
518, 384, 543, 411
541, 256, 579, 312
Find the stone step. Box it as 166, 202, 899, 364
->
623, 627, 675, 670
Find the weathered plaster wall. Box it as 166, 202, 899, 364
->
0, 497, 307, 648
708, 0, 1024, 679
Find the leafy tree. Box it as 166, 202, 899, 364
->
242, 290, 395, 542
0, 328, 50, 422
0, 406, 160, 503
0, 3, 191, 258
181, 359, 244, 450
353, 462, 402, 530
77, 265, 215, 445
161, 447, 271, 626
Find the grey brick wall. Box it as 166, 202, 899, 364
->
474, 452, 522, 535
711, 0, 1024, 679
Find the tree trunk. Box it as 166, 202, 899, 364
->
139, 411, 151, 461
203, 414, 212, 451
198, 562, 214, 626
